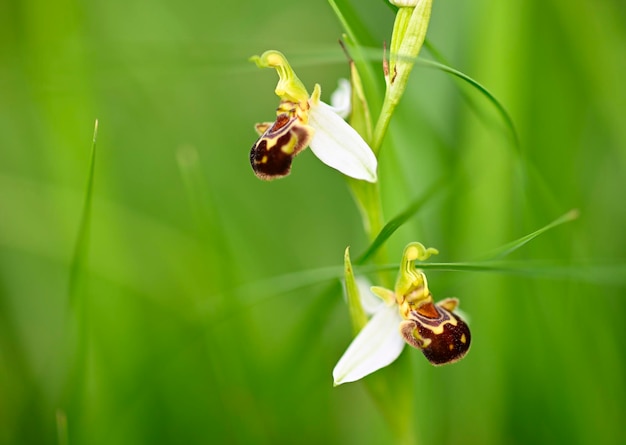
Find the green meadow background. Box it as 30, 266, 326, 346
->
1, 0, 625, 444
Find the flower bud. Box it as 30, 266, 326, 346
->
386, 0, 432, 100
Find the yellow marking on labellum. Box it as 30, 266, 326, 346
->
419, 336, 432, 348
265, 137, 277, 150
401, 302, 472, 366
249, 109, 314, 181
413, 302, 458, 335
421, 315, 457, 335
280, 134, 297, 155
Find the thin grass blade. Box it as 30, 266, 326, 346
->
416, 58, 520, 151
486, 209, 580, 260
68, 119, 98, 304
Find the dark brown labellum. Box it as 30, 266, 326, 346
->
250, 113, 313, 180
400, 301, 471, 365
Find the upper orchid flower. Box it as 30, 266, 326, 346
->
249, 50, 377, 182
333, 242, 471, 385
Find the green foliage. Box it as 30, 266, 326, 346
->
0, 0, 625, 444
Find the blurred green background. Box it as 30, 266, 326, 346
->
1, 0, 625, 444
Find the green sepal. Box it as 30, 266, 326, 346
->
344, 246, 368, 334
370, 286, 396, 305
387, 0, 432, 100
348, 60, 372, 143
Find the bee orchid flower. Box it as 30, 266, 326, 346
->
333, 243, 471, 385
249, 50, 377, 182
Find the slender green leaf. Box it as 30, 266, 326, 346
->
486, 209, 580, 259
229, 259, 626, 317
406, 261, 626, 284
232, 208, 586, 310
356, 176, 448, 264
68, 119, 98, 304
416, 58, 520, 151
64, 119, 99, 440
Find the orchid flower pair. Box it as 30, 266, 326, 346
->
248, 50, 377, 183
333, 243, 471, 385
248, 51, 470, 386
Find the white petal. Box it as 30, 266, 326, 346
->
333, 305, 405, 385
308, 101, 378, 182
329, 79, 352, 119
355, 277, 385, 316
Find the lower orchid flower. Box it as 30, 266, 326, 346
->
333, 242, 471, 385
249, 50, 377, 182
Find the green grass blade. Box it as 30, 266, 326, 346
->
226, 258, 626, 318
486, 209, 580, 260
68, 119, 98, 304
411, 261, 626, 284
416, 58, 520, 151
230, 209, 583, 308
361, 260, 626, 283
63, 119, 98, 440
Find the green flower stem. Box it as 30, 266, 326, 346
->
370, 95, 397, 157
348, 178, 391, 287
347, 102, 417, 445
345, 60, 391, 287
365, 372, 417, 445
348, 0, 434, 271
342, 5, 433, 444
